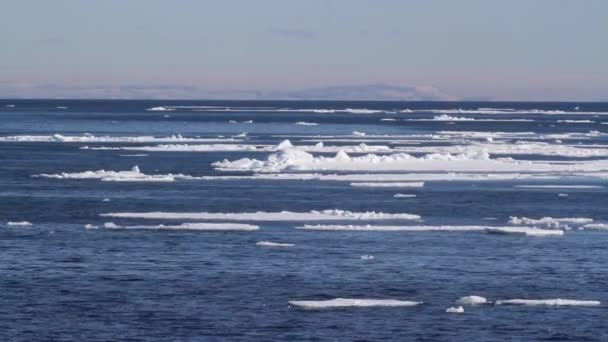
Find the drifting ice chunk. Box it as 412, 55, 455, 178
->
289, 298, 422, 309
360, 255, 375, 260
105, 223, 259, 231
495, 299, 600, 306
446, 306, 464, 313
7, 221, 32, 226
509, 216, 593, 229
350, 182, 424, 188
295, 121, 318, 126
456, 296, 488, 305
485, 227, 563, 237
583, 223, 608, 230
256, 241, 295, 247
101, 210, 421, 221
394, 194, 417, 198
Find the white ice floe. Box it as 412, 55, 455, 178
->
288, 298, 422, 309
446, 306, 464, 313
433, 114, 476, 121
350, 182, 424, 188
515, 185, 604, 189
456, 296, 488, 305
394, 193, 417, 198
213, 148, 608, 173
360, 254, 375, 260
101, 209, 421, 221
146, 106, 175, 111
485, 227, 564, 237
300, 224, 563, 236
6, 221, 32, 226
294, 121, 318, 126
87, 140, 393, 154
105, 223, 259, 231
84, 224, 99, 229
509, 216, 593, 229
582, 223, 608, 230
256, 241, 295, 247
495, 299, 600, 306
352, 131, 367, 136
0, 134, 239, 143
557, 120, 594, 123
380, 118, 396, 121
35, 166, 180, 182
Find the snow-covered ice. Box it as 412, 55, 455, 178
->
288, 298, 422, 309
350, 182, 425, 188
104, 222, 260, 231
495, 299, 600, 306
101, 209, 421, 221
6, 221, 32, 226
456, 296, 488, 305
446, 306, 464, 313
256, 241, 295, 247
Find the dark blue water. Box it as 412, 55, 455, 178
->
1, 100, 608, 341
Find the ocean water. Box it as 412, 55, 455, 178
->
1, 99, 608, 341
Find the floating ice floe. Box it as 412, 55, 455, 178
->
146, 106, 175, 111
0, 134, 239, 143
582, 223, 608, 230
350, 182, 425, 188
514, 185, 604, 189
288, 298, 422, 309
6, 221, 32, 226
35, 166, 181, 182
446, 306, 464, 313
101, 210, 421, 221
294, 121, 318, 126
256, 241, 295, 247
300, 224, 562, 236
557, 120, 594, 123
212, 148, 608, 173
394, 193, 417, 198
509, 216, 593, 229
104, 222, 259, 231
495, 299, 600, 306
87, 140, 393, 154
456, 296, 488, 305
360, 254, 375, 260
485, 227, 564, 237
84, 224, 99, 229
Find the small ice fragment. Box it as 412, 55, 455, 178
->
84, 224, 99, 229
446, 306, 464, 313
104, 222, 119, 229
360, 254, 375, 260
7, 221, 32, 226
456, 295, 488, 305
256, 241, 295, 247
394, 194, 416, 198
289, 298, 422, 309
352, 131, 366, 136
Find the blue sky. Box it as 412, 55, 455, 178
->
1, 0, 607, 100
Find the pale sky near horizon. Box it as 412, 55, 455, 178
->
1, 0, 607, 100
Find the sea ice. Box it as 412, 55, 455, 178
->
455, 296, 488, 305
288, 298, 422, 309
495, 299, 600, 306
256, 241, 295, 247
446, 306, 464, 313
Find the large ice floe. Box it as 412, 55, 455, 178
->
288, 298, 422, 309
35, 166, 185, 182
298, 225, 561, 236
495, 299, 600, 307
212, 148, 608, 174
101, 210, 421, 221
104, 222, 259, 231
509, 217, 593, 230
86, 140, 394, 154
446, 306, 465, 313
6, 221, 33, 226
0, 134, 240, 143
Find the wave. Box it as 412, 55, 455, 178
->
101, 209, 421, 221
289, 298, 422, 309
